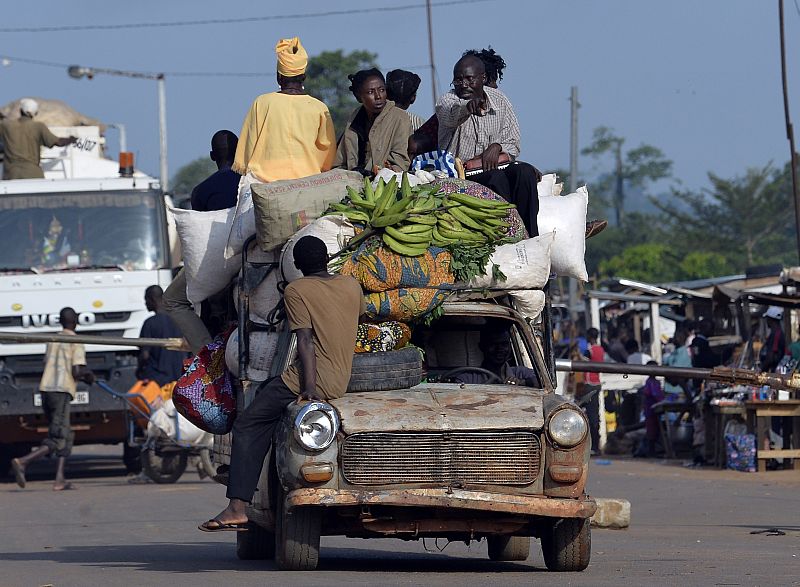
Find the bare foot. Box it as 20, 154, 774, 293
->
198, 503, 249, 532
52, 482, 75, 491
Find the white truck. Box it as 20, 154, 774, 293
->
0, 127, 176, 474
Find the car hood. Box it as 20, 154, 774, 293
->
332, 383, 545, 434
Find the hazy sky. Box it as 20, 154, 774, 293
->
2, 0, 799, 194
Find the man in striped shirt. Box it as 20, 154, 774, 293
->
436, 54, 542, 236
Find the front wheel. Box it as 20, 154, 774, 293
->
274, 486, 322, 571
541, 517, 591, 572
141, 448, 188, 484
487, 536, 530, 561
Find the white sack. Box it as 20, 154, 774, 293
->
372, 168, 424, 189
172, 207, 241, 306
224, 172, 259, 259
508, 290, 547, 320
537, 173, 564, 198
537, 186, 589, 281
147, 399, 213, 448
280, 215, 355, 282
225, 329, 280, 378
468, 233, 554, 290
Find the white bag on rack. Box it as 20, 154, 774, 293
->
537, 186, 589, 281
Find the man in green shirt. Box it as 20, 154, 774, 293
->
0, 98, 76, 180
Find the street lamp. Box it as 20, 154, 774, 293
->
68, 65, 169, 191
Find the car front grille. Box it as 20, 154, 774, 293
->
341, 431, 541, 486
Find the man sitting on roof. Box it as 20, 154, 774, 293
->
453, 320, 539, 387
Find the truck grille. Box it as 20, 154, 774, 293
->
341, 431, 540, 486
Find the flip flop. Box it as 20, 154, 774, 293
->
198, 518, 249, 533
11, 459, 26, 489
52, 482, 75, 491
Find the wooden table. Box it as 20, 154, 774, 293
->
709, 403, 746, 468
744, 400, 800, 471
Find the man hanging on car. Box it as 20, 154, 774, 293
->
198, 235, 364, 532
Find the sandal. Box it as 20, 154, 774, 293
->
198, 518, 249, 533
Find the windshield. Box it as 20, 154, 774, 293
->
0, 190, 166, 272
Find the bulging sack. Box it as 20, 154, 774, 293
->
467, 233, 553, 290
250, 170, 364, 253
172, 207, 241, 306
280, 215, 355, 282
537, 186, 589, 282
508, 290, 547, 320
225, 329, 280, 380
224, 172, 260, 259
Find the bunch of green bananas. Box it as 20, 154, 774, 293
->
325, 173, 513, 257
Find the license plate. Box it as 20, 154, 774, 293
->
33, 391, 89, 406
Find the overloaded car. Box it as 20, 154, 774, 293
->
226, 299, 595, 571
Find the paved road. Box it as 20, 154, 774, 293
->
2, 446, 799, 587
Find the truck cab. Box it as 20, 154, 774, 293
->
234, 299, 594, 572
0, 127, 175, 473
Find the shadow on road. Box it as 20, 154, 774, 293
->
0, 542, 543, 574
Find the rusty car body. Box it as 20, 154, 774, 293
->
237, 300, 596, 572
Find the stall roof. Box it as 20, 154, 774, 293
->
713, 284, 800, 308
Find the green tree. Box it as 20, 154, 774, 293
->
171, 157, 215, 197
678, 251, 733, 279
598, 243, 680, 283
581, 126, 673, 226
653, 165, 795, 268
305, 49, 379, 134
584, 211, 666, 278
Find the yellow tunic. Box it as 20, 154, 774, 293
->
233, 92, 336, 183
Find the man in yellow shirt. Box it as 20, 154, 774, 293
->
233, 37, 336, 182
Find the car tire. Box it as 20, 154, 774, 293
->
236, 523, 275, 560
274, 486, 322, 571
487, 536, 530, 561
141, 448, 188, 484
197, 448, 216, 479
347, 347, 423, 392
541, 517, 591, 572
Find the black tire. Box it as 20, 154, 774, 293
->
541, 518, 591, 572
274, 486, 322, 571
141, 448, 188, 484
237, 523, 275, 560
487, 536, 530, 561
123, 443, 142, 475
347, 347, 423, 392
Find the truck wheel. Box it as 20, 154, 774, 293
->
141, 448, 188, 484
541, 518, 591, 572
236, 523, 275, 560
347, 347, 423, 392
123, 443, 142, 475
487, 536, 530, 561
274, 487, 322, 571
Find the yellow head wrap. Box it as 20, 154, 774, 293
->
275, 37, 308, 77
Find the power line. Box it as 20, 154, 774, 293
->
0, 53, 432, 78
0, 0, 493, 33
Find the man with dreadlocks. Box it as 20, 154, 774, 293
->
199, 235, 364, 532
462, 47, 507, 88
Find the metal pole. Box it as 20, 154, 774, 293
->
568, 87, 580, 321
425, 0, 438, 109
157, 74, 169, 192
0, 331, 185, 350
108, 123, 127, 153
779, 0, 800, 262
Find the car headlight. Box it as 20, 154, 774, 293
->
294, 402, 339, 451
548, 408, 587, 447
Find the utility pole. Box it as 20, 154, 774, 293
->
568, 87, 580, 321
157, 74, 169, 192
426, 0, 438, 109
779, 0, 800, 262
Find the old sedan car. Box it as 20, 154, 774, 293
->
234, 300, 595, 571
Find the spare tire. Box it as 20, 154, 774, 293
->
348, 347, 423, 392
